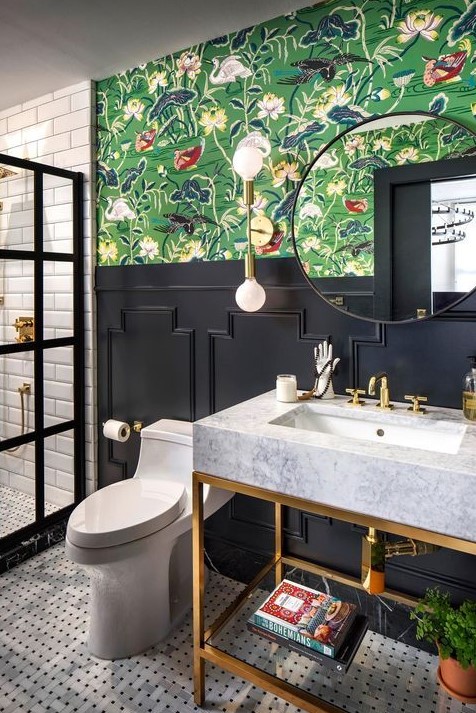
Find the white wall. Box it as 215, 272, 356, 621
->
0, 81, 96, 507
432, 202, 476, 295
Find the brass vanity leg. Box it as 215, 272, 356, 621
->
275, 503, 283, 586
192, 472, 205, 706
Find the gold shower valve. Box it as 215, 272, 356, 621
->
14, 318, 33, 329
13, 316, 35, 343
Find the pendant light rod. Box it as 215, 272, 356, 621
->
245, 201, 255, 279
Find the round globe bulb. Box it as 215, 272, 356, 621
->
235, 277, 266, 312
232, 146, 263, 181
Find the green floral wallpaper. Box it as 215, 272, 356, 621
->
96, 0, 476, 267
294, 116, 476, 277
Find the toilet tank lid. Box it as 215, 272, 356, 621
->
141, 419, 192, 446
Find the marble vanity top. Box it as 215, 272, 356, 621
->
193, 391, 476, 543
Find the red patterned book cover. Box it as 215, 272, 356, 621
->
252, 579, 357, 658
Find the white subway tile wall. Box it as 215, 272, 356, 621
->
44, 430, 75, 509
0, 81, 96, 507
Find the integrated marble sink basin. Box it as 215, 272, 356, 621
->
194, 391, 476, 543
270, 402, 467, 455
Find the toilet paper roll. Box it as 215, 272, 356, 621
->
103, 419, 130, 442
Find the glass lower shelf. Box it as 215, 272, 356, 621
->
204, 564, 472, 713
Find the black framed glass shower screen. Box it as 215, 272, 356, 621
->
0, 153, 84, 552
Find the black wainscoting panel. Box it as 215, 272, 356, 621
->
209, 310, 329, 413
96, 259, 476, 600
354, 299, 476, 407
209, 494, 316, 552
109, 307, 194, 422
103, 306, 194, 483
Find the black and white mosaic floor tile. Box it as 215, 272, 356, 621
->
0, 485, 57, 538
0, 543, 473, 713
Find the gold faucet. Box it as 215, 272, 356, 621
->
368, 371, 393, 410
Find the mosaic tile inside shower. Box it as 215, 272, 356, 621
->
0, 484, 57, 538
0, 543, 473, 713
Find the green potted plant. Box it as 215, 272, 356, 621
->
410, 588, 476, 703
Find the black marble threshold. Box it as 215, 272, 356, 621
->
0, 520, 67, 574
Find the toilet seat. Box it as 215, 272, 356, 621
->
67, 479, 187, 549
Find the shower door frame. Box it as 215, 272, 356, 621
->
0, 153, 85, 554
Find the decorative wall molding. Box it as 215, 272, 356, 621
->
348, 323, 387, 387
434, 309, 476, 322
208, 309, 329, 414
105, 305, 195, 479
96, 263, 476, 599
385, 559, 476, 598
229, 499, 330, 542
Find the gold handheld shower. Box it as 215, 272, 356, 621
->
6, 384, 31, 454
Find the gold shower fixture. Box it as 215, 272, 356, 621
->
0, 166, 17, 179
13, 316, 35, 343
0, 165, 17, 212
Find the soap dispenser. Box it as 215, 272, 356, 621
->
462, 356, 476, 421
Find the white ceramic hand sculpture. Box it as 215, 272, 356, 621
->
314, 341, 340, 399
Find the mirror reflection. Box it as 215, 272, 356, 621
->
292, 112, 476, 323
431, 178, 476, 302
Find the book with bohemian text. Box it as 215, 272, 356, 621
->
251, 579, 357, 658
246, 614, 368, 673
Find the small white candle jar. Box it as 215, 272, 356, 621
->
276, 374, 297, 402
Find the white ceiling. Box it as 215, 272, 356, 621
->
0, 0, 316, 112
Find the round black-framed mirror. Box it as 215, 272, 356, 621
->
291, 111, 476, 324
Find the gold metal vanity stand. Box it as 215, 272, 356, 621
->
192, 470, 476, 713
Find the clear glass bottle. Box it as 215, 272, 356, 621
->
462, 356, 476, 421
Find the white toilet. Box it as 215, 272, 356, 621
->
65, 419, 232, 660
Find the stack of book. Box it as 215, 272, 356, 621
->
247, 579, 368, 673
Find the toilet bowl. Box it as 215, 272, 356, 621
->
65, 419, 232, 660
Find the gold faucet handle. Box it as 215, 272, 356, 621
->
404, 394, 428, 414
345, 388, 366, 407
14, 318, 34, 328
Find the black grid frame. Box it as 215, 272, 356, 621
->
0, 152, 85, 553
